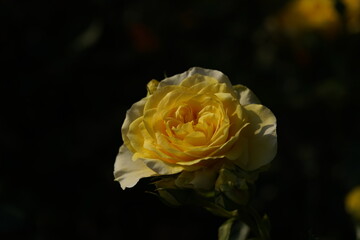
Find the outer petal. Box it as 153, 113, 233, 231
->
225, 125, 250, 162
158, 67, 234, 90
114, 145, 157, 189
122, 97, 147, 152
146, 79, 159, 96
233, 84, 261, 105
236, 104, 277, 171
175, 162, 222, 190
142, 158, 186, 175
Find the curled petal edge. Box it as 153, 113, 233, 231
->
158, 67, 233, 90
121, 97, 147, 152
114, 145, 157, 190
233, 84, 261, 106
236, 104, 277, 171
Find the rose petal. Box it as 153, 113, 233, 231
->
225, 132, 249, 164
181, 75, 235, 97
233, 84, 261, 105
122, 97, 148, 152
126, 117, 145, 153
175, 162, 222, 190
184, 131, 207, 146
146, 79, 159, 96
158, 67, 234, 90
236, 104, 277, 170
114, 145, 157, 189
181, 74, 219, 88
174, 156, 224, 166
142, 158, 185, 175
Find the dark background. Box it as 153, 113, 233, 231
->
1, 0, 360, 239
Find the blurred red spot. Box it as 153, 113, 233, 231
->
129, 23, 159, 53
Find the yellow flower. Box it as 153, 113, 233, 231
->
114, 67, 277, 190
344, 0, 360, 33
273, 0, 360, 35
345, 186, 360, 221
278, 0, 340, 36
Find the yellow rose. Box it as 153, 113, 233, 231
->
345, 186, 360, 221
273, 0, 360, 36
114, 67, 277, 190
278, 0, 341, 36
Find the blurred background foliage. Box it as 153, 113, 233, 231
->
1, 0, 360, 239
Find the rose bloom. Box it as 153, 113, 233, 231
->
114, 67, 277, 190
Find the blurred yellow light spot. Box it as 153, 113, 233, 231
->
345, 186, 360, 221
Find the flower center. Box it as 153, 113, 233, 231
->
164, 104, 198, 140
174, 104, 196, 123
162, 100, 223, 146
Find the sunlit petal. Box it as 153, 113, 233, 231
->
114, 145, 157, 189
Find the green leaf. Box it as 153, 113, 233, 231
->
156, 188, 183, 206
155, 186, 238, 218
215, 165, 251, 207
203, 203, 238, 219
